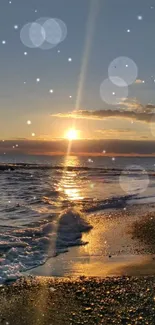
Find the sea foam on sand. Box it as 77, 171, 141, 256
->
0, 209, 92, 283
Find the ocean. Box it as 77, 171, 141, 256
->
0, 155, 155, 283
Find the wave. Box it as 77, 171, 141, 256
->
0, 209, 92, 284
84, 194, 136, 212
0, 159, 154, 283
0, 163, 155, 174
0, 191, 155, 283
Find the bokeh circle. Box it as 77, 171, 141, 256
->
20, 18, 67, 50
42, 18, 62, 45
108, 57, 138, 86
119, 165, 149, 195
100, 77, 128, 105
53, 18, 67, 42
20, 23, 38, 48
29, 22, 45, 47
36, 17, 67, 50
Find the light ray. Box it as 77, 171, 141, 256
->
75, 0, 100, 111
45, 1, 100, 277
68, 0, 100, 156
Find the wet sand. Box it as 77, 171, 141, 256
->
1, 276, 155, 324
2, 206, 155, 324
29, 206, 155, 278
30, 250, 155, 277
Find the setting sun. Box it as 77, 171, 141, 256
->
65, 128, 79, 140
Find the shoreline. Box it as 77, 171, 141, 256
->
1, 207, 155, 323
28, 249, 155, 278
27, 205, 155, 278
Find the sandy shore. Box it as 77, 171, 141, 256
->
1, 206, 155, 324
28, 205, 155, 278
29, 249, 155, 277
1, 276, 155, 324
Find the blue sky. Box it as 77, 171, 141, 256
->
0, 0, 155, 144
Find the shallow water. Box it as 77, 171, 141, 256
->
0, 155, 155, 283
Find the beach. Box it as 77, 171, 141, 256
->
1, 275, 155, 324
0, 157, 155, 323
1, 203, 155, 324
28, 204, 155, 278
1, 0, 155, 322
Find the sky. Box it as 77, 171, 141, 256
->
1, 0, 155, 155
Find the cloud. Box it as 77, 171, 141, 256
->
96, 128, 133, 134
51, 109, 155, 123
119, 99, 155, 114
51, 95, 155, 124
145, 104, 155, 113
95, 128, 149, 140
134, 79, 145, 84
119, 98, 143, 111
1, 139, 155, 156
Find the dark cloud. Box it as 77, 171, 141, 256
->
52, 109, 155, 123
145, 104, 155, 112
51, 96, 155, 123
1, 139, 155, 156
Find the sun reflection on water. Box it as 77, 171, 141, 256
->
58, 156, 84, 201
61, 155, 81, 167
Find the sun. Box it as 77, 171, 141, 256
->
65, 128, 79, 140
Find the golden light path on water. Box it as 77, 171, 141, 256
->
59, 155, 86, 202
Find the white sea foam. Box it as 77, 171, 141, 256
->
0, 157, 155, 283
0, 209, 92, 283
